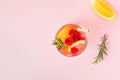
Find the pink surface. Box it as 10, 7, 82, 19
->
0, 0, 120, 80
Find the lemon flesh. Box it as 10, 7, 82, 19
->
92, 0, 116, 20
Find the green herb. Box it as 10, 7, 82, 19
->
93, 34, 108, 64
52, 37, 64, 50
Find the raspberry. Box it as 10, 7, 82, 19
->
69, 29, 82, 41
72, 34, 82, 41
65, 37, 74, 45
81, 37, 85, 40
69, 29, 81, 36
71, 47, 79, 54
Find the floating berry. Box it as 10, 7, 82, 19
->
72, 34, 82, 41
69, 29, 81, 36
71, 47, 79, 54
69, 29, 83, 41
80, 37, 85, 40
65, 37, 74, 45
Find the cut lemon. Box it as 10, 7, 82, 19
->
92, 0, 116, 20
67, 40, 85, 52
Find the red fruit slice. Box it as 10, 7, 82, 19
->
71, 47, 79, 54
65, 37, 74, 45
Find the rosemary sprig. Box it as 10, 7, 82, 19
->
52, 37, 64, 50
93, 34, 108, 64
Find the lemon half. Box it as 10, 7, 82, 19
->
92, 0, 116, 20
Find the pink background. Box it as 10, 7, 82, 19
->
0, 0, 120, 80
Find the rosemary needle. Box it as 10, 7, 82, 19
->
93, 34, 108, 64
